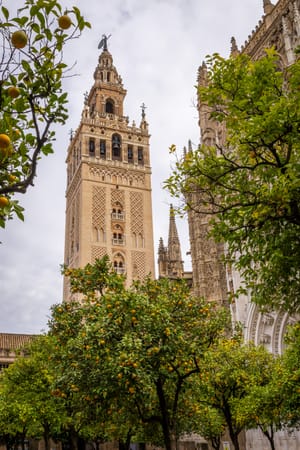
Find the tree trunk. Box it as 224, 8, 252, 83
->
223, 405, 240, 450
211, 436, 221, 450
43, 423, 51, 450
231, 435, 240, 450
261, 425, 276, 450
119, 429, 132, 450
155, 378, 172, 450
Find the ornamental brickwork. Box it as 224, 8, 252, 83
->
63, 44, 155, 299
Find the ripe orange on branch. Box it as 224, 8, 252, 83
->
58, 15, 72, 29
0, 197, 9, 208
0, 134, 11, 149
7, 86, 20, 98
11, 30, 28, 49
8, 174, 18, 183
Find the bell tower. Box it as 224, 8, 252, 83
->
64, 37, 155, 298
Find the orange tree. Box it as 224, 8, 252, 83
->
165, 49, 300, 314
0, 335, 69, 450
48, 257, 230, 450
237, 355, 289, 450
185, 404, 225, 450
0, 0, 90, 227
280, 322, 300, 430
195, 337, 278, 450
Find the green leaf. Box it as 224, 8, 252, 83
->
1, 6, 9, 20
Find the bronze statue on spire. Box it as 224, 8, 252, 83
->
98, 34, 111, 51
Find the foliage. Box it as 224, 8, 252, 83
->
49, 257, 231, 450
0, 335, 69, 450
165, 49, 300, 314
280, 322, 300, 429
196, 337, 277, 450
187, 405, 225, 450
0, 0, 90, 227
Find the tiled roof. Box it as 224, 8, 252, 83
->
0, 333, 36, 350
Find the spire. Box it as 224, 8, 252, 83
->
81, 38, 127, 119
157, 237, 168, 278
167, 204, 184, 278
158, 237, 165, 253
230, 36, 239, 57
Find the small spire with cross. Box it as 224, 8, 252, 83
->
140, 102, 147, 119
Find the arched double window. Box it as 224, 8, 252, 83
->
113, 252, 125, 274
112, 202, 124, 220
112, 224, 124, 245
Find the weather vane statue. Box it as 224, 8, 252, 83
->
98, 34, 111, 51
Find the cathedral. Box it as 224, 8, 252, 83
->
189, 0, 300, 448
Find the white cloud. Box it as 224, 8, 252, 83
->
0, 0, 263, 333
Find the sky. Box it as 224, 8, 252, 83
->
0, 0, 264, 334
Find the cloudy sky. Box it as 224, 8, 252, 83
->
0, 0, 264, 334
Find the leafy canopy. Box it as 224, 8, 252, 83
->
0, 0, 90, 227
165, 49, 300, 313
49, 257, 230, 450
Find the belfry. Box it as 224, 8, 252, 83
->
63, 36, 155, 299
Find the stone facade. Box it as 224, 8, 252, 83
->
63, 44, 155, 299
191, 1, 300, 449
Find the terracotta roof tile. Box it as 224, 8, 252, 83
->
0, 333, 36, 350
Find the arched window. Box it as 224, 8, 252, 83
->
127, 145, 133, 163
89, 138, 95, 155
132, 232, 137, 248
113, 253, 125, 274
105, 99, 114, 114
100, 140, 106, 159
138, 233, 144, 248
111, 202, 124, 220
138, 147, 144, 164
112, 224, 124, 245
112, 133, 121, 160
100, 227, 106, 243
93, 227, 99, 242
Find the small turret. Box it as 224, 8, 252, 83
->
139, 102, 149, 132
197, 61, 208, 87
158, 237, 168, 278
230, 36, 240, 57
263, 0, 274, 15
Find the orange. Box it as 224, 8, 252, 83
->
8, 174, 17, 183
11, 30, 28, 49
0, 197, 9, 208
0, 134, 11, 149
58, 15, 72, 30
7, 86, 20, 98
